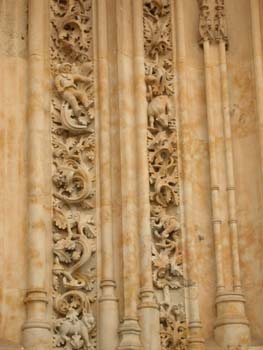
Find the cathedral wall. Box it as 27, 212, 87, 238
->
0, 1, 262, 349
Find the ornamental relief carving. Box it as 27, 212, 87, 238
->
50, 1, 96, 350
198, 0, 228, 47
144, 1, 187, 349
214, 0, 228, 46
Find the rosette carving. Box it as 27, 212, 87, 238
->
51, 1, 96, 349
144, 1, 188, 349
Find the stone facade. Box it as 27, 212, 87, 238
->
0, 1, 263, 350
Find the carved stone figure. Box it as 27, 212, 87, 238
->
55, 63, 91, 119
54, 309, 95, 350
148, 95, 171, 129
51, 1, 96, 349
143, 1, 187, 346
151, 206, 180, 241
145, 62, 173, 100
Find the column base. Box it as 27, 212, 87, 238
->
214, 291, 250, 348
22, 289, 51, 350
118, 318, 142, 350
22, 323, 51, 350
139, 290, 160, 350
188, 321, 205, 350
99, 280, 119, 350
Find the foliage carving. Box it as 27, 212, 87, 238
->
144, 1, 188, 349
51, 1, 96, 349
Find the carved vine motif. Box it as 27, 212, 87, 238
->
160, 301, 188, 350
144, 1, 187, 349
198, 0, 228, 48
51, 1, 96, 350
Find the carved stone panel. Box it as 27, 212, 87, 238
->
50, 1, 96, 350
143, 1, 188, 349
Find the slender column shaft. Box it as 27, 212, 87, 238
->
132, 1, 160, 350
213, 6, 250, 348
22, 0, 51, 349
218, 40, 241, 291
203, 40, 225, 292
97, 1, 119, 349
132, 0, 155, 301
116, 0, 142, 348
250, 0, 263, 202
176, 1, 204, 348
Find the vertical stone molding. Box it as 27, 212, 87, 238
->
115, 1, 142, 349
176, 1, 205, 349
216, 1, 241, 294
250, 0, 263, 191
198, 0, 250, 348
132, 2, 161, 350
22, 1, 51, 350
50, 1, 97, 350
143, 1, 188, 350
198, 0, 225, 293
215, 2, 250, 347
96, 1, 119, 350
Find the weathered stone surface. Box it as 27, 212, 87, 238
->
0, 1, 262, 350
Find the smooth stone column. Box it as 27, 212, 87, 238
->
214, 33, 250, 350
96, 1, 119, 350
203, 39, 225, 294
116, 1, 142, 349
250, 0, 263, 189
132, 1, 160, 350
176, 1, 205, 349
22, 1, 51, 349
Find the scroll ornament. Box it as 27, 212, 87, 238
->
144, 1, 187, 349
51, 1, 96, 349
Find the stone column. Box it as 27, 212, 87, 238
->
219, 38, 242, 292
203, 38, 225, 293
96, 1, 119, 349
176, 1, 205, 349
213, 7, 250, 347
250, 0, 263, 202
132, 2, 161, 350
22, 0, 51, 350
116, 1, 142, 349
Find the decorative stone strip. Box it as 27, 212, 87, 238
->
50, 1, 96, 350
143, 1, 188, 349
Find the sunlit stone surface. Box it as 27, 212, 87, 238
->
0, 1, 263, 350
